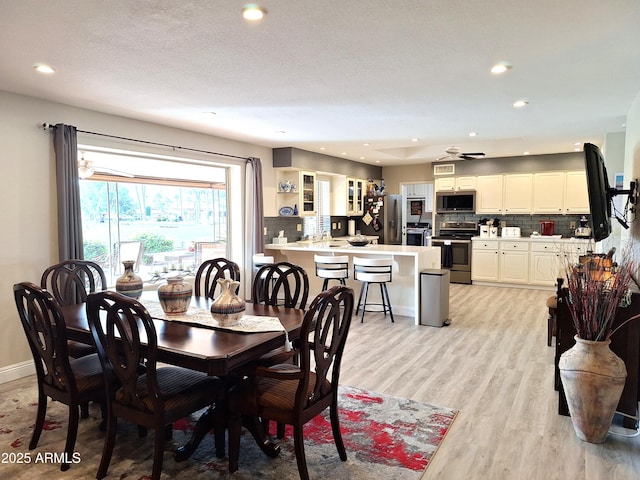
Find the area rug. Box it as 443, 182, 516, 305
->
0, 383, 457, 479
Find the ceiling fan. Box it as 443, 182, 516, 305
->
78, 152, 134, 179
435, 146, 486, 161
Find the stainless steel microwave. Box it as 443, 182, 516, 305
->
435, 190, 476, 213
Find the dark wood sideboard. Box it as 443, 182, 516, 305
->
555, 283, 640, 429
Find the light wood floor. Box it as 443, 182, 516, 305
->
3, 284, 638, 479
339, 283, 640, 480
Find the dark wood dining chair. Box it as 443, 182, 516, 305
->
41, 259, 107, 359
194, 257, 241, 299
252, 261, 309, 310
228, 285, 355, 480
13, 282, 106, 472
86, 290, 227, 480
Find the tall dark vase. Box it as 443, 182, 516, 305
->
115, 261, 143, 299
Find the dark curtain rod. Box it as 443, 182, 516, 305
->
43, 123, 251, 161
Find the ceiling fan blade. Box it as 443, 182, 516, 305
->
460, 152, 485, 157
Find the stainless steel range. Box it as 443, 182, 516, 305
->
432, 221, 477, 284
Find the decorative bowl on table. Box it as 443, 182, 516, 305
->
347, 237, 370, 247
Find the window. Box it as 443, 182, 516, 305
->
303, 177, 331, 237
78, 147, 232, 286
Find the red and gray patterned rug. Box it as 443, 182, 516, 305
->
0, 383, 457, 479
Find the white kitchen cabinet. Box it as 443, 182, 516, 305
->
435, 177, 455, 191
406, 183, 429, 196
564, 171, 590, 213
456, 176, 477, 190
529, 242, 562, 286
276, 170, 316, 216
475, 175, 504, 214
503, 174, 533, 214
562, 240, 590, 266
472, 240, 499, 281
532, 172, 565, 214
346, 177, 361, 216
499, 241, 529, 283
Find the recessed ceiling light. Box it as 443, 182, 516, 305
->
574, 147, 581, 152
574, 142, 581, 146
242, 4, 266, 20
375, 160, 380, 163
341, 152, 347, 156
523, 151, 530, 155
411, 138, 419, 142
490, 62, 512, 74
363, 143, 370, 147
469, 132, 478, 137
513, 99, 529, 108
33, 63, 54, 74
319, 147, 325, 150
360, 157, 365, 160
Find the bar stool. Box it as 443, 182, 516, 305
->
353, 256, 394, 323
314, 254, 349, 291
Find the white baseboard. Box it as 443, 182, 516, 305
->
0, 361, 35, 384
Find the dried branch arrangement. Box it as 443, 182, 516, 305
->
564, 249, 638, 341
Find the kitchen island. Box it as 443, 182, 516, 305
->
264, 241, 441, 325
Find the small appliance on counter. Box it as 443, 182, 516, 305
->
502, 227, 521, 238
574, 215, 592, 238
540, 220, 555, 236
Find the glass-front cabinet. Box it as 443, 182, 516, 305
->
346, 177, 365, 216
276, 170, 316, 216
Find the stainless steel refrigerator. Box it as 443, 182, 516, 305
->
357, 194, 402, 244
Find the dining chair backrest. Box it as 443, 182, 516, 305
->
86, 290, 225, 480
14, 282, 75, 394
14, 282, 106, 472
227, 285, 355, 479
86, 290, 158, 412
298, 285, 354, 407
252, 261, 309, 309
41, 259, 107, 305
194, 257, 241, 299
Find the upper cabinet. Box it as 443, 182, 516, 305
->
532, 172, 565, 213
532, 170, 589, 214
475, 175, 504, 214
346, 177, 365, 216
435, 176, 476, 192
503, 174, 533, 214
564, 171, 590, 213
276, 170, 316, 216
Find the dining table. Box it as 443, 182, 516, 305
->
61, 293, 305, 461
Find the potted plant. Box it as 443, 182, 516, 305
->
559, 250, 639, 443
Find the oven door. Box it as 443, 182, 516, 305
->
432, 239, 471, 271
406, 229, 426, 246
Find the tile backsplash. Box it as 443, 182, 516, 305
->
436, 213, 585, 238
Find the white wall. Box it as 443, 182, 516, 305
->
0, 90, 275, 376
623, 91, 640, 282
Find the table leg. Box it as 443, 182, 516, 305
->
174, 405, 226, 461
174, 408, 281, 461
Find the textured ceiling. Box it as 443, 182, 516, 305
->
1, 0, 639, 165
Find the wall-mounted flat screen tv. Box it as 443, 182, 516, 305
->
583, 143, 612, 242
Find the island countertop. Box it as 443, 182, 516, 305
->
265, 241, 440, 256
265, 242, 442, 325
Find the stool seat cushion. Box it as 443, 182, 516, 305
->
546, 295, 557, 309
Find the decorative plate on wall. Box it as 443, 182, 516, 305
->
279, 206, 294, 216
